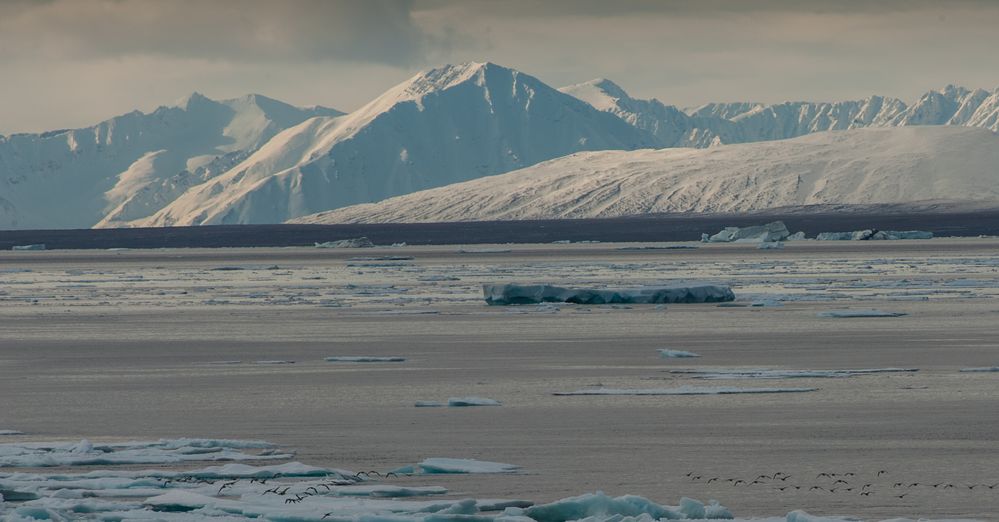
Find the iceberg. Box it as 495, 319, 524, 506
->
704, 221, 789, 243
553, 386, 818, 396
817, 309, 907, 318
315, 237, 375, 248
816, 230, 933, 241
10, 244, 45, 251
483, 283, 735, 305
757, 241, 784, 250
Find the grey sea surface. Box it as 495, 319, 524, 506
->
1, 239, 997, 519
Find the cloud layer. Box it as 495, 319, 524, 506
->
2, 0, 999, 133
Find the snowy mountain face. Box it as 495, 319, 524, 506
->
291, 126, 999, 224
0, 94, 341, 229
129, 62, 657, 227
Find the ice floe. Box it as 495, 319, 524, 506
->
669, 368, 918, 380
658, 349, 701, 358
817, 309, 907, 318
413, 458, 520, 474
325, 356, 407, 363
0, 439, 290, 468
959, 366, 999, 372
447, 397, 502, 407
483, 283, 734, 305
703, 222, 789, 243
553, 386, 818, 396
0, 430, 24, 436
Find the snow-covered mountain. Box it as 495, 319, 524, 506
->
567, 80, 998, 147
291, 126, 999, 224
129, 62, 656, 227
4, 60, 999, 230
0, 94, 341, 229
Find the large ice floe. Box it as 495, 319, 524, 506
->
325, 356, 407, 363
552, 386, 818, 396
668, 368, 918, 380
702, 222, 790, 243
483, 284, 734, 305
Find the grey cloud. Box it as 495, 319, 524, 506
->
0, 0, 436, 65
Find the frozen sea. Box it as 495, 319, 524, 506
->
1, 239, 997, 520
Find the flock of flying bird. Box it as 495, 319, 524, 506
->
684, 470, 999, 498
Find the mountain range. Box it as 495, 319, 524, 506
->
2, 61, 998, 230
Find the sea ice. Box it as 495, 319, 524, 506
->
0, 430, 24, 436
523, 491, 731, 522
414, 401, 445, 407
817, 309, 907, 318
325, 356, 407, 363
254, 360, 295, 364
704, 222, 789, 243
959, 366, 999, 372
447, 397, 502, 407
658, 349, 701, 358
553, 386, 818, 396
483, 283, 735, 305
787, 231, 807, 240
757, 241, 784, 250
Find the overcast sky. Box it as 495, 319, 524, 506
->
3, 0, 999, 134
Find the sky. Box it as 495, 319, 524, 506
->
2, 0, 999, 134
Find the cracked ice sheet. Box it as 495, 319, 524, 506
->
0, 439, 291, 468
552, 386, 818, 396
668, 368, 919, 380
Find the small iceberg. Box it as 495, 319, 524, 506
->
483, 283, 735, 305
817, 309, 907, 318
11, 244, 45, 251
658, 349, 701, 358
553, 386, 818, 396
325, 356, 406, 363
703, 221, 789, 243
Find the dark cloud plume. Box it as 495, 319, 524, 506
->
0, 0, 432, 65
